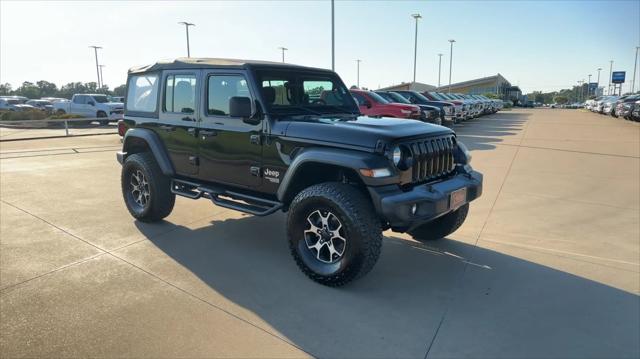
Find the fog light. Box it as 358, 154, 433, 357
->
411, 204, 418, 215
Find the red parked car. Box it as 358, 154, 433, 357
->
349, 89, 421, 119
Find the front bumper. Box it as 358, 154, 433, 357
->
368, 166, 483, 232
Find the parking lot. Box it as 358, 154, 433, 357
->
1, 109, 638, 358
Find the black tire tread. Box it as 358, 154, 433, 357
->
409, 203, 469, 242
287, 182, 382, 287
121, 152, 175, 222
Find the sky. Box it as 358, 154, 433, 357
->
1, 0, 639, 94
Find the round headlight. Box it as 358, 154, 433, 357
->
392, 146, 402, 166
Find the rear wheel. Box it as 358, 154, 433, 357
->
97, 111, 109, 125
121, 152, 175, 222
287, 183, 382, 286
409, 204, 469, 242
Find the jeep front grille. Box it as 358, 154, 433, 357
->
405, 135, 457, 183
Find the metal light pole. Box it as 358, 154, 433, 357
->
608, 60, 613, 95
356, 59, 362, 88
278, 47, 288, 63
89, 45, 102, 89
178, 22, 195, 57
587, 74, 592, 97
331, 0, 335, 71
411, 13, 422, 83
98, 65, 106, 91
448, 39, 455, 93
596, 67, 602, 95
632, 46, 639, 93
577, 80, 583, 102
437, 53, 443, 87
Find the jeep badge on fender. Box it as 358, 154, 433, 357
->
116, 58, 483, 287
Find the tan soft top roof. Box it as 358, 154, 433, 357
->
128, 57, 331, 74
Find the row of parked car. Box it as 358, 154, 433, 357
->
0, 94, 125, 123
585, 94, 640, 121
348, 89, 503, 127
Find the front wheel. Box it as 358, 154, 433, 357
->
409, 204, 469, 242
121, 152, 175, 222
287, 183, 382, 287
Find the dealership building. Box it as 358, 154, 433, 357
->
435, 74, 522, 103
379, 74, 523, 104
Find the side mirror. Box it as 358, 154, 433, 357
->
88, 101, 95, 106
363, 100, 372, 108
229, 96, 259, 125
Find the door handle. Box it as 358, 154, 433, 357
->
200, 129, 217, 137
181, 116, 196, 122
159, 125, 175, 132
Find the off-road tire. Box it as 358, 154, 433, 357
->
409, 203, 469, 242
287, 182, 382, 287
121, 152, 175, 222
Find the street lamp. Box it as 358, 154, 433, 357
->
278, 47, 288, 63
437, 53, 443, 87
608, 60, 614, 95
587, 74, 592, 97
411, 13, 422, 83
577, 80, 583, 102
99, 65, 106, 91
356, 59, 362, 88
596, 67, 602, 95
448, 39, 456, 93
331, 0, 335, 71
178, 22, 195, 57
88, 45, 102, 89
632, 47, 639, 93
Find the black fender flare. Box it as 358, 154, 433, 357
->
122, 128, 175, 176
276, 147, 398, 202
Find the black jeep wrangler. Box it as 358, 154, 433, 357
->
117, 58, 483, 286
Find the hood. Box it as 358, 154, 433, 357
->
281, 115, 453, 150
383, 103, 419, 111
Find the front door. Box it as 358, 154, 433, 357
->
196, 71, 262, 188
156, 70, 200, 176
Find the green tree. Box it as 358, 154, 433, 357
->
554, 95, 569, 104
112, 84, 126, 97
0, 83, 12, 95
15, 81, 40, 99
36, 80, 58, 97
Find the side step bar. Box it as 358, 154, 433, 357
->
171, 179, 282, 216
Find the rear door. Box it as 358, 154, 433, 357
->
196, 70, 262, 188
156, 70, 201, 176
72, 95, 91, 116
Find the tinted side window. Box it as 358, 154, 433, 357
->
207, 75, 250, 116
126, 74, 159, 113
351, 92, 366, 106
164, 74, 197, 113
73, 95, 85, 104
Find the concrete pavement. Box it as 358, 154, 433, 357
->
1, 109, 638, 358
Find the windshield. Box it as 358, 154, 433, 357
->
381, 92, 411, 104
429, 92, 447, 101
366, 91, 389, 104
254, 69, 358, 117
7, 99, 20, 104
93, 95, 109, 103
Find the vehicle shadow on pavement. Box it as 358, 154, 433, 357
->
134, 213, 639, 359
454, 111, 530, 151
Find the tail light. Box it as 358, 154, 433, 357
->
117, 120, 126, 137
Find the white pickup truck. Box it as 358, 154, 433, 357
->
53, 94, 124, 123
